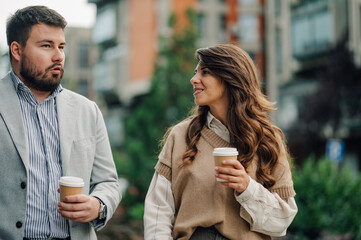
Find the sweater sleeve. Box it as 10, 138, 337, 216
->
268, 134, 296, 199
154, 127, 177, 181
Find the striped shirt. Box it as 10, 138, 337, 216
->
10, 71, 70, 239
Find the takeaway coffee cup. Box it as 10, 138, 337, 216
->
213, 147, 239, 182
59, 176, 84, 202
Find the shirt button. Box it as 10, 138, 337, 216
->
16, 221, 22, 228
20, 182, 26, 189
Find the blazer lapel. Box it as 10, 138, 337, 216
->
0, 73, 29, 169
56, 90, 78, 175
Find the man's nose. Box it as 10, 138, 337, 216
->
52, 49, 65, 62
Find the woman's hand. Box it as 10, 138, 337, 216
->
215, 159, 250, 195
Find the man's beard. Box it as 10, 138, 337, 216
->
20, 53, 64, 92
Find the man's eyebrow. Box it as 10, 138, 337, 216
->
35, 40, 66, 45
36, 40, 54, 44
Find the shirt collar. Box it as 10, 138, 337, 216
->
206, 111, 231, 143
10, 70, 26, 92
206, 111, 224, 129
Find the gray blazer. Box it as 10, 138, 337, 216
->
0, 72, 121, 240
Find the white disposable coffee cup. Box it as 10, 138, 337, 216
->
213, 147, 239, 182
59, 176, 84, 202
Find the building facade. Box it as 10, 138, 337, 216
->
266, 0, 361, 168
89, 0, 266, 147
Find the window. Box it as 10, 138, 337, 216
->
197, 13, 206, 37
92, 6, 116, 44
77, 79, 89, 97
291, 7, 333, 57
78, 42, 89, 69
276, 28, 283, 73
238, 0, 257, 7
313, 10, 332, 46
278, 95, 298, 130
275, 0, 282, 17
238, 13, 259, 43
292, 16, 310, 56
359, 6, 361, 38
219, 13, 226, 42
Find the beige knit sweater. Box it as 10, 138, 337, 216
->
155, 120, 296, 240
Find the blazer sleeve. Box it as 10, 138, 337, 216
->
88, 103, 122, 229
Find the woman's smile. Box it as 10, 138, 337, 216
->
193, 87, 204, 96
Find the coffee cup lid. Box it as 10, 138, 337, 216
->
213, 147, 238, 156
59, 176, 84, 187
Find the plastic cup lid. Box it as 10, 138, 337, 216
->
212, 147, 238, 156
59, 176, 84, 187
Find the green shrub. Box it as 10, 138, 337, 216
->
129, 202, 145, 221
289, 156, 361, 239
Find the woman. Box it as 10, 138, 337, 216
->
144, 44, 297, 240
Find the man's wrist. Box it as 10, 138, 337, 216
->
94, 197, 107, 220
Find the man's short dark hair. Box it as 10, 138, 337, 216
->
6, 5, 67, 48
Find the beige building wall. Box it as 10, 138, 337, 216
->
64, 26, 97, 100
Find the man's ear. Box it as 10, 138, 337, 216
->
10, 42, 22, 62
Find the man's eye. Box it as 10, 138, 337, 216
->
42, 45, 51, 48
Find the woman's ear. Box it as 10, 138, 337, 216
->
10, 41, 22, 62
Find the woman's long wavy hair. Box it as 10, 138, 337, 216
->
182, 44, 290, 189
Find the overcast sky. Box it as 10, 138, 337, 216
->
0, 0, 96, 52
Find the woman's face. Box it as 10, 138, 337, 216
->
190, 63, 228, 109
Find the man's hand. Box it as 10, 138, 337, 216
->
57, 195, 100, 222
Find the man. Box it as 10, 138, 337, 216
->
0, 6, 121, 240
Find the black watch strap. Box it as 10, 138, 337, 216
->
95, 197, 107, 220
